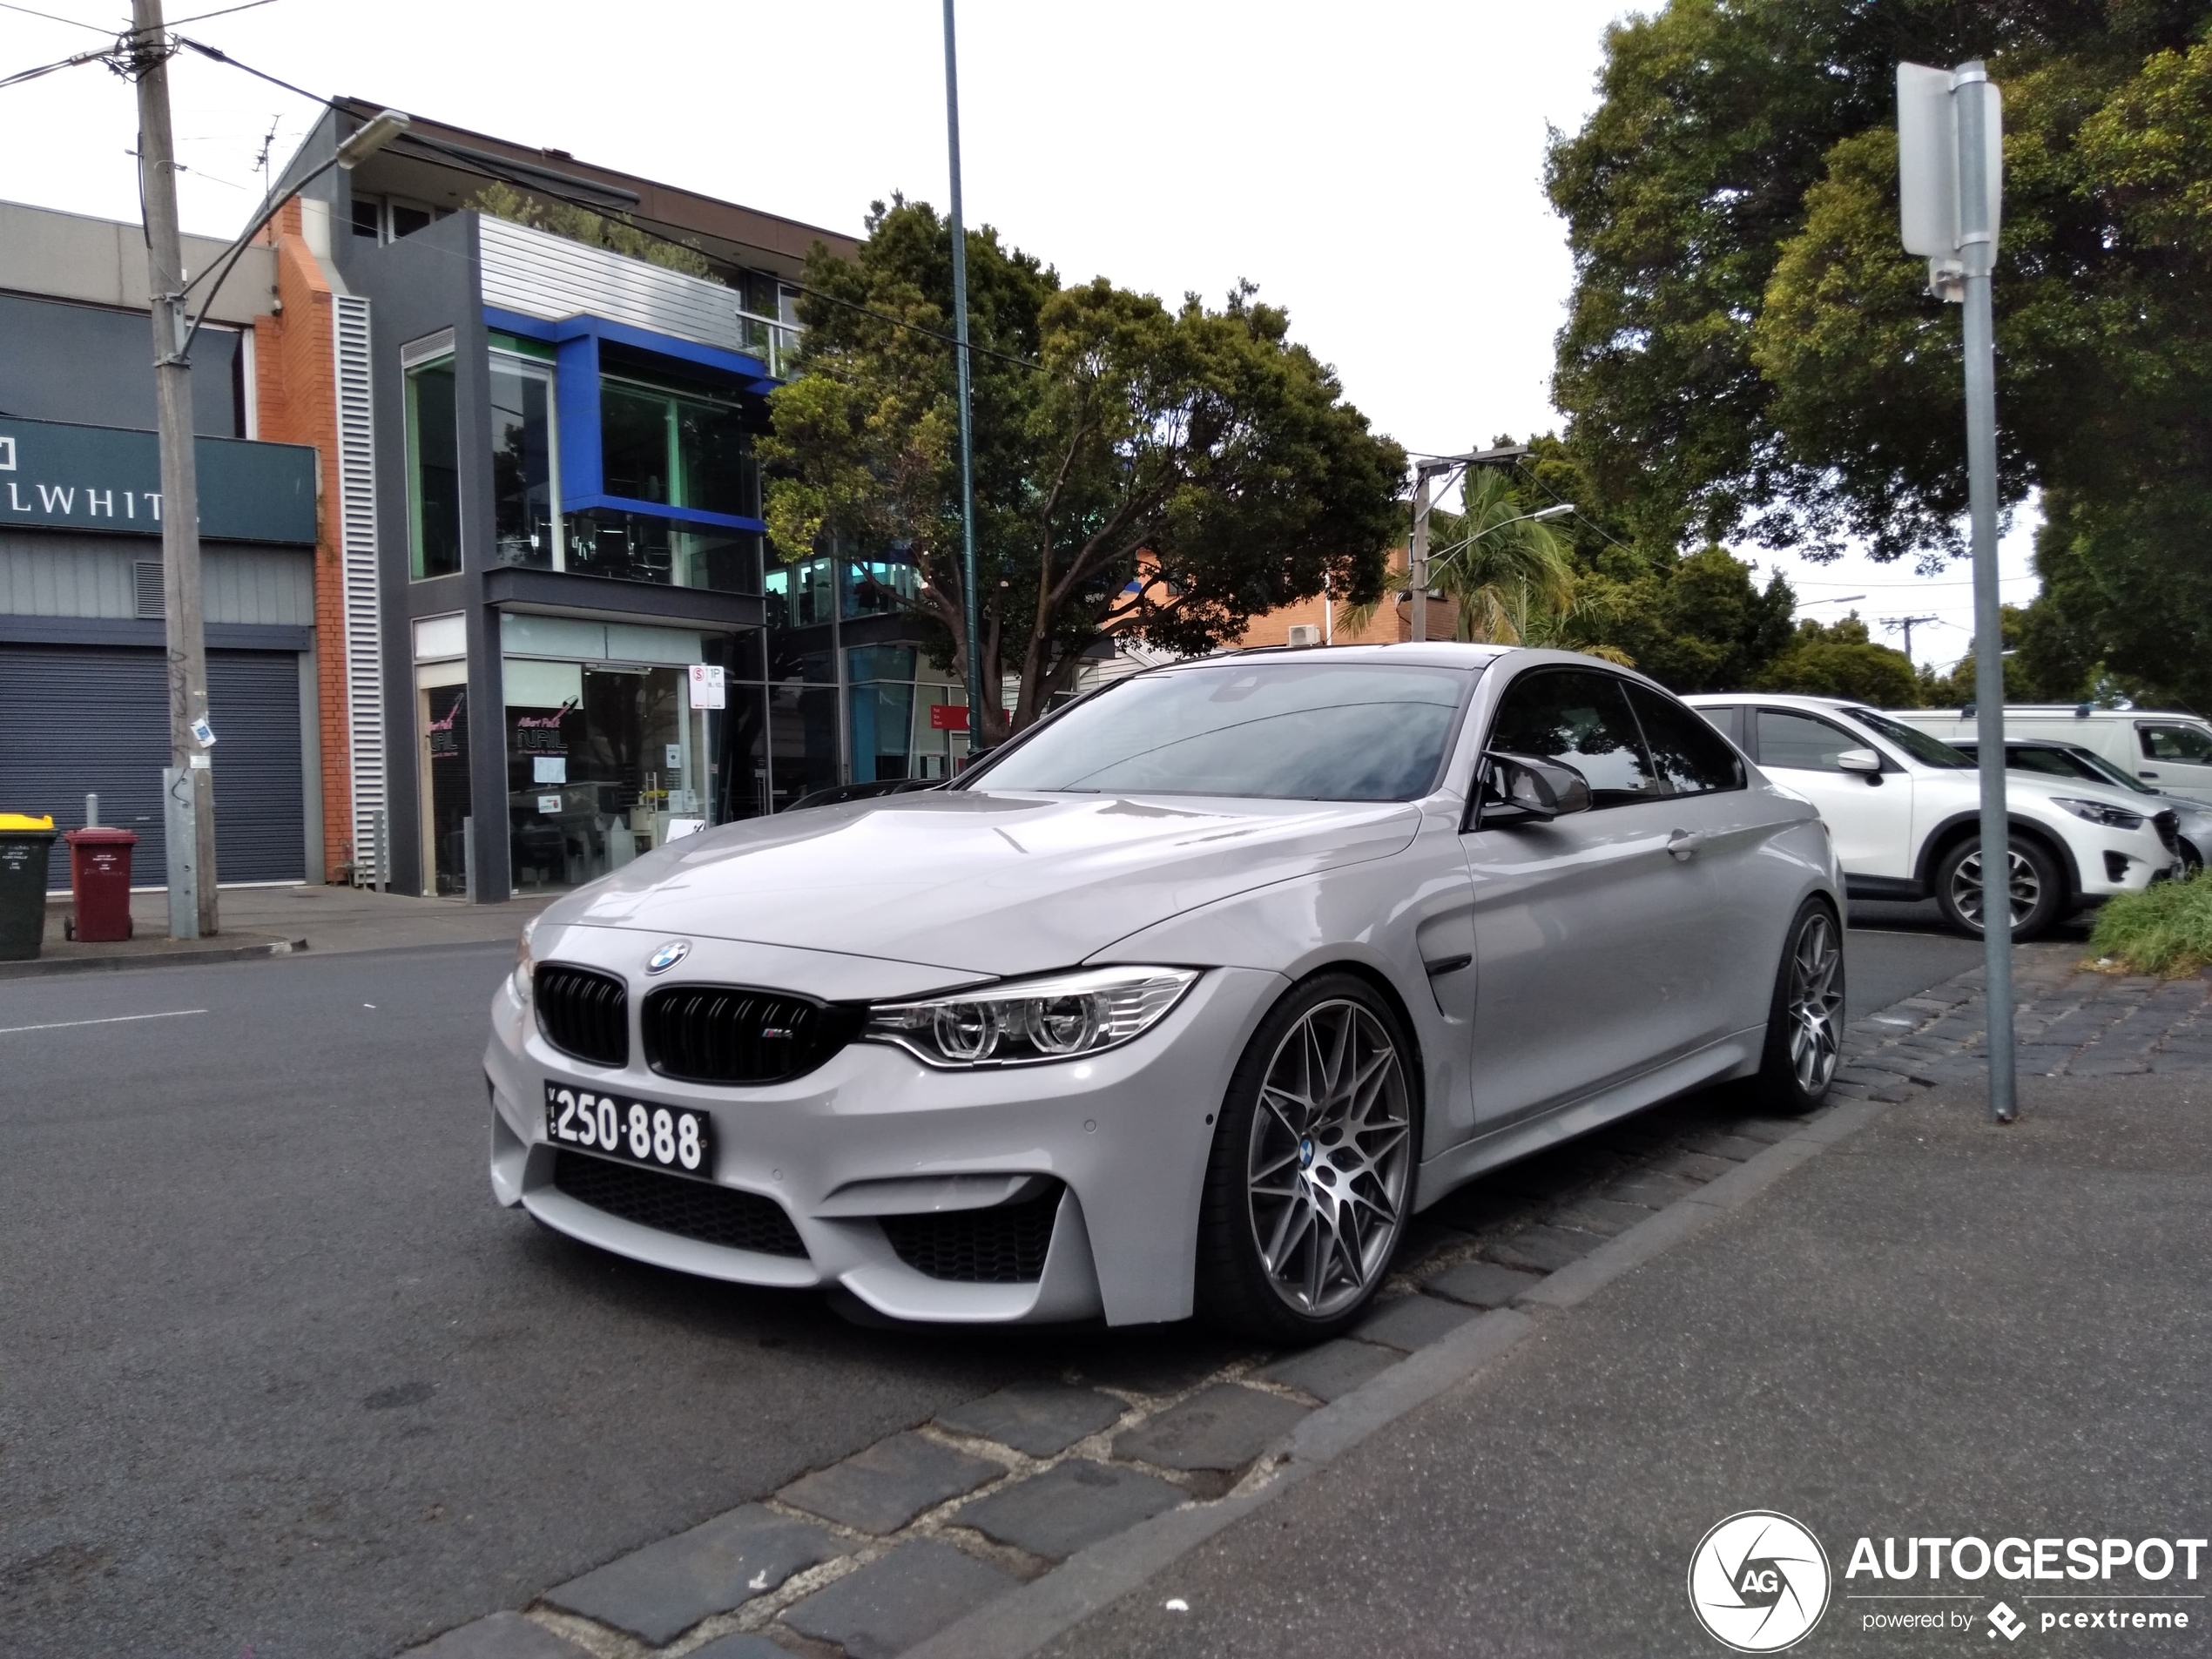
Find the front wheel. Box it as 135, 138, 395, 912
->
1195, 974, 1420, 1342
1751, 900, 1845, 1115
1934, 833, 2065, 941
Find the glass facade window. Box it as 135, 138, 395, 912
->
847, 644, 968, 783
598, 374, 759, 519
764, 553, 919, 627
489, 354, 557, 570
507, 664, 703, 892
562, 511, 761, 593
406, 354, 462, 579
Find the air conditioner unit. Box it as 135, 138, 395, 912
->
1286, 624, 1322, 649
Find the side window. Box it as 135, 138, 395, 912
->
2140, 724, 2212, 763
2009, 747, 2086, 780
1756, 709, 1861, 773
1487, 669, 1660, 809
1626, 683, 1744, 795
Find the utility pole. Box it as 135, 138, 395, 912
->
1881, 613, 1940, 662
941, 0, 985, 753
1900, 57, 2013, 1123
1406, 445, 1532, 644
129, 0, 217, 938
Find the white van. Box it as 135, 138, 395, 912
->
1888, 706, 2212, 806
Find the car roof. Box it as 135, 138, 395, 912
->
1682, 691, 1857, 711
1170, 642, 1515, 671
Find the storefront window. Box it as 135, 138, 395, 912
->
489, 354, 557, 570
847, 644, 968, 783
422, 684, 470, 893
506, 664, 703, 891
406, 355, 462, 579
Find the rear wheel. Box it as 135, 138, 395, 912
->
1195, 974, 1419, 1342
1934, 833, 2065, 941
1752, 900, 1845, 1115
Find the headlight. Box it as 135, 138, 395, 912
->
864, 967, 1201, 1068
512, 919, 538, 1001
2053, 797, 2146, 830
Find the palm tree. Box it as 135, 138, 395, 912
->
1424, 469, 1576, 644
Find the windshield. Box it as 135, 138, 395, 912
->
2065, 747, 2162, 795
968, 662, 1474, 800
1844, 708, 1973, 768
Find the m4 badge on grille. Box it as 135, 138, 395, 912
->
645, 940, 690, 974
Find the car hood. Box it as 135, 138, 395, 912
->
540, 790, 1423, 977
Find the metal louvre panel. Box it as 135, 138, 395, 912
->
535, 963, 630, 1066
333, 293, 385, 885
478, 216, 745, 355
0, 644, 301, 888
642, 984, 859, 1085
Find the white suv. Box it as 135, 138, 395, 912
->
1686, 693, 2180, 939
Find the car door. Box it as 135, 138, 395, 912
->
1622, 681, 1804, 1034
1461, 667, 1725, 1125
2134, 720, 2212, 805
1751, 708, 1917, 880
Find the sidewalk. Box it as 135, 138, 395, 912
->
1034, 1065, 2212, 1657
9, 883, 550, 977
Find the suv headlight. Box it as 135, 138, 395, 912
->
865, 967, 1201, 1068
2052, 797, 2146, 831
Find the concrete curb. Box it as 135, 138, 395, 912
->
0, 936, 307, 980
901, 1103, 1892, 1659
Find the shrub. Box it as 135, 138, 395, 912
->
2086, 873, 2212, 977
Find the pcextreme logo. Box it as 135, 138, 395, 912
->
1689, 1511, 1832, 1652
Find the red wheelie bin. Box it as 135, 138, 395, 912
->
64, 826, 138, 941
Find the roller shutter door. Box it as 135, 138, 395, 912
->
0, 644, 303, 889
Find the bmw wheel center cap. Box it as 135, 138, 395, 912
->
645, 940, 691, 974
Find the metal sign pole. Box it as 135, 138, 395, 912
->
942, 0, 986, 752
1900, 57, 2013, 1123
1954, 61, 2016, 1124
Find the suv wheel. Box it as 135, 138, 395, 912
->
1751, 900, 1845, 1114
1195, 974, 1419, 1342
1934, 833, 2065, 941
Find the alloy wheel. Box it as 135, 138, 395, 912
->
1786, 911, 1844, 1094
1950, 845, 2040, 931
1244, 999, 1413, 1319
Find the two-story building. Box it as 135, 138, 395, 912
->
0, 199, 322, 892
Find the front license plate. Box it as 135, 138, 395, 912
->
543, 1082, 715, 1177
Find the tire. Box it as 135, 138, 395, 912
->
2182, 839, 2204, 877
1195, 974, 1420, 1343
1933, 833, 2066, 941
1751, 900, 1845, 1115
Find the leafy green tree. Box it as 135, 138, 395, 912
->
1421, 468, 1576, 644
1756, 614, 1922, 705
1545, 0, 2212, 698
763, 199, 1406, 738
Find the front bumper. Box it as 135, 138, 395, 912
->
485, 926, 1285, 1326
2069, 818, 2179, 899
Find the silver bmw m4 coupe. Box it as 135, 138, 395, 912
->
487, 644, 1843, 1341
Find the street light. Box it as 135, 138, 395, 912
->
1421, 502, 1575, 581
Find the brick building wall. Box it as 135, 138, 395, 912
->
251, 200, 352, 883
1233, 545, 1460, 648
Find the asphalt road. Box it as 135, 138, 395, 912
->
0, 917, 1992, 1657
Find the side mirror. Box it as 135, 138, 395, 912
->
1837, 748, 1883, 775
1481, 752, 1594, 824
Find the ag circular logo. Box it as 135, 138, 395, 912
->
644, 940, 690, 974
1688, 1511, 1831, 1652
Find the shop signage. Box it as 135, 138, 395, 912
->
687, 664, 726, 710
0, 416, 317, 545
930, 703, 970, 732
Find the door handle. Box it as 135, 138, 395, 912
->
2141, 771, 2161, 779
1666, 828, 1708, 861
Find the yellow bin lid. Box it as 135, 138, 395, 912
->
0, 813, 55, 829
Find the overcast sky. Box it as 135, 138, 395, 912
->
0, 0, 2027, 668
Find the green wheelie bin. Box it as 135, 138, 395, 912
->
0, 813, 57, 961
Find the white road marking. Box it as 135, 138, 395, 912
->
0, 1008, 209, 1036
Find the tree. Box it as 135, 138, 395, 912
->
761, 199, 1406, 739
1421, 468, 1577, 644
1756, 614, 1921, 705
1545, 1, 2212, 694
